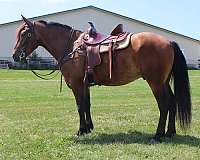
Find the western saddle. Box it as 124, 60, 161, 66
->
82, 22, 132, 85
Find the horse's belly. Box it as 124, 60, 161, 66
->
106, 64, 141, 86
94, 52, 141, 86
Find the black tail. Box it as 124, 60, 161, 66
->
171, 41, 191, 130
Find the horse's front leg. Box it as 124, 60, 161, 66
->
71, 84, 91, 137
84, 86, 94, 131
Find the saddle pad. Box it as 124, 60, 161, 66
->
100, 33, 132, 53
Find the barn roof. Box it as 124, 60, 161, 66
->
0, 5, 199, 43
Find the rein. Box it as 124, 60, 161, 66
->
31, 70, 59, 80
30, 27, 76, 92
31, 69, 63, 92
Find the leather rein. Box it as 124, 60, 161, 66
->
27, 26, 78, 92
31, 28, 75, 81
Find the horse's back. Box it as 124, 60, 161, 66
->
131, 32, 171, 51
131, 32, 174, 84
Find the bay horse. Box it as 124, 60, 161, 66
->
13, 16, 191, 143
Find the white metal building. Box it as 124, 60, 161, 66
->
0, 5, 200, 68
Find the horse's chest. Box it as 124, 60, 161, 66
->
61, 58, 85, 84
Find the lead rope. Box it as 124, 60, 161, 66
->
60, 73, 63, 93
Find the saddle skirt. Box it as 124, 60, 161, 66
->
83, 32, 132, 67
99, 33, 132, 53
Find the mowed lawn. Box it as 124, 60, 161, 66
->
0, 69, 200, 160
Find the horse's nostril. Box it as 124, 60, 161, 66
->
12, 54, 16, 60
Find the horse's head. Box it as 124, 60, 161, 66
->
13, 15, 39, 63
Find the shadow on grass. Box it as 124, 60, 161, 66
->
76, 130, 200, 147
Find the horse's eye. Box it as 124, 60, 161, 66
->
27, 33, 32, 37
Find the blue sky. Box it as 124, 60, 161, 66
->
0, 0, 199, 40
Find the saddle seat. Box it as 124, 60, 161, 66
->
83, 23, 126, 45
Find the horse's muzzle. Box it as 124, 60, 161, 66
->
13, 53, 20, 62
13, 50, 27, 63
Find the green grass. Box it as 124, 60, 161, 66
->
0, 69, 200, 160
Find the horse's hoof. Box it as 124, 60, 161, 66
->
75, 127, 90, 138
149, 138, 161, 144
89, 123, 94, 130
87, 123, 94, 130
75, 130, 84, 137
74, 134, 80, 139
165, 132, 176, 138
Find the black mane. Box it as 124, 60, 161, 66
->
37, 20, 72, 30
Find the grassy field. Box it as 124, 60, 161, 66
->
0, 69, 200, 160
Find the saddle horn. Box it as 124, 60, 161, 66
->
87, 22, 97, 37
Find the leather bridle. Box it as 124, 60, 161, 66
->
17, 24, 37, 62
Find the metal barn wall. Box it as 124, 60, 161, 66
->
0, 6, 199, 67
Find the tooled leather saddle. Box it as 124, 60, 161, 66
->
82, 22, 132, 85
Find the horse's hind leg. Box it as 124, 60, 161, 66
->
165, 84, 176, 137
148, 83, 170, 143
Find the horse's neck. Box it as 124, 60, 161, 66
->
37, 27, 81, 61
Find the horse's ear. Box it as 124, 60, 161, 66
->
21, 15, 33, 28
